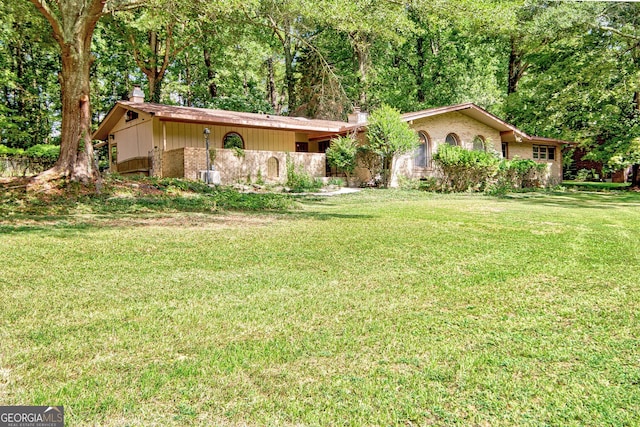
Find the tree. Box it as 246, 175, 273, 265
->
110, 2, 200, 103
365, 104, 419, 188
326, 133, 358, 186
27, 0, 146, 186
0, 1, 59, 149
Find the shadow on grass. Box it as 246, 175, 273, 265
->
0, 208, 376, 235
280, 211, 376, 221
0, 222, 96, 235
503, 190, 640, 210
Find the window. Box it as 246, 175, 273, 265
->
472, 135, 485, 151
414, 131, 432, 168
501, 142, 508, 159
445, 133, 459, 146
295, 142, 309, 152
125, 110, 139, 122
223, 132, 244, 149
533, 145, 556, 161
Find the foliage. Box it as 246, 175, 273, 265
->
224, 133, 244, 150
24, 144, 60, 161
494, 158, 547, 191
0, 143, 60, 165
0, 175, 296, 215
433, 143, 501, 192
433, 145, 547, 194
0, 1, 59, 149
563, 180, 630, 192
0, 144, 24, 156
326, 133, 359, 186
4, 0, 640, 186
364, 104, 419, 187
285, 154, 322, 192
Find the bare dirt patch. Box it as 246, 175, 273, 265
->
1, 212, 281, 230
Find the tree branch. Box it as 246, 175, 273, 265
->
601, 26, 640, 41
104, 0, 147, 14
29, 0, 63, 43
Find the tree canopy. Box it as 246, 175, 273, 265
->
2, 0, 639, 185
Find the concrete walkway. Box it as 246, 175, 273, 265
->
306, 187, 362, 197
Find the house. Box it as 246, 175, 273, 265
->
388, 103, 568, 186
93, 88, 570, 186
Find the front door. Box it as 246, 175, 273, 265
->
318, 140, 334, 176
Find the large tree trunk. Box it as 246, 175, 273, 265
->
29, 1, 102, 187
415, 35, 426, 104
355, 42, 368, 110
507, 36, 528, 96
203, 43, 218, 99
45, 41, 98, 183
631, 163, 639, 188
266, 57, 277, 111
283, 29, 296, 113
146, 31, 162, 103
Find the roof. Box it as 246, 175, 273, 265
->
400, 103, 573, 145
93, 101, 353, 141
400, 103, 524, 134
93, 101, 575, 146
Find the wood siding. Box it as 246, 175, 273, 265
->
158, 120, 297, 152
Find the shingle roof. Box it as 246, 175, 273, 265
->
94, 101, 574, 146
93, 102, 353, 141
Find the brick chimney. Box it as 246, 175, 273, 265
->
347, 106, 368, 124
129, 85, 145, 103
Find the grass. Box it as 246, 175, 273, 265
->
1, 188, 640, 426
562, 180, 631, 191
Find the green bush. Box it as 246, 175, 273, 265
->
25, 144, 60, 161
433, 144, 500, 192
433, 145, 547, 194
365, 105, 420, 188
0, 144, 25, 156
492, 158, 546, 193
285, 155, 322, 193
326, 134, 358, 186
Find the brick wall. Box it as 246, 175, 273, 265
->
150, 147, 163, 177
163, 149, 185, 178
183, 147, 208, 180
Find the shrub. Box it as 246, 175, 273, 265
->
365, 105, 420, 188
433, 145, 547, 194
285, 155, 322, 193
326, 134, 359, 186
25, 144, 60, 161
0, 145, 24, 156
492, 158, 546, 192
433, 144, 500, 192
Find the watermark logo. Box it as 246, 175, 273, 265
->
0, 406, 63, 427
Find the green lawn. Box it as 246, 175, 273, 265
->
2, 190, 639, 426
563, 180, 631, 191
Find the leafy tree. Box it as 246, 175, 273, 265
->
365, 104, 419, 188
0, 1, 59, 148
27, 0, 148, 186
326, 133, 358, 186
505, 2, 640, 186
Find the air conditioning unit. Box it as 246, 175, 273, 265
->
199, 170, 221, 185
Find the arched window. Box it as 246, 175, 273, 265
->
267, 157, 279, 179
472, 135, 486, 151
223, 132, 244, 149
414, 131, 432, 168
445, 133, 459, 146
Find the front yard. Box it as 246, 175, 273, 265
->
1, 189, 639, 425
